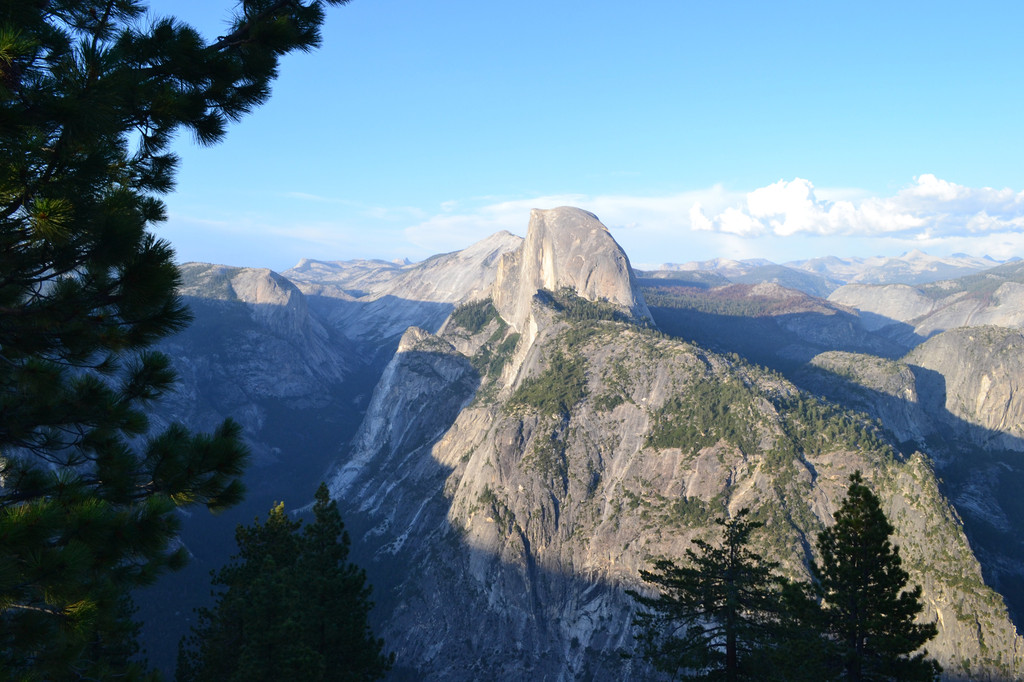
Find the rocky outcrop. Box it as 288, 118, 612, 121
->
170, 263, 347, 415
150, 230, 1024, 680
906, 326, 1024, 451
179, 263, 315, 339
645, 281, 906, 373
828, 264, 1024, 342
829, 283, 938, 331
492, 207, 651, 333
284, 231, 522, 346
794, 351, 935, 447
286, 231, 521, 304
914, 281, 1024, 338
329, 291, 1023, 680
330, 326, 479, 512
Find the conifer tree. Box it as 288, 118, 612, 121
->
0, 1, 348, 675
813, 472, 940, 681
628, 509, 810, 681
177, 483, 392, 682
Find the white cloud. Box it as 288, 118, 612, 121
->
905, 173, 970, 202
717, 207, 765, 236
689, 203, 714, 232
171, 176, 1024, 270
404, 186, 747, 250
396, 176, 1024, 265
688, 175, 1024, 241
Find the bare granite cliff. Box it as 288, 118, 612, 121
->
136, 234, 1024, 677
326, 217, 1022, 680
169, 263, 347, 420
284, 231, 522, 345
829, 283, 938, 331
906, 326, 1024, 452
492, 207, 651, 334
778, 326, 1024, 641
329, 298, 1023, 680
828, 263, 1024, 345
286, 230, 521, 304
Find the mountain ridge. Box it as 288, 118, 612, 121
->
321, 210, 1022, 679
139, 209, 1024, 678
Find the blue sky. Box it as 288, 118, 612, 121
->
148, 0, 1024, 270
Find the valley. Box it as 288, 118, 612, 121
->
143, 207, 1024, 680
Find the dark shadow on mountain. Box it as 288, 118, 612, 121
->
135, 290, 1022, 679
326, 349, 659, 680
648, 305, 915, 374
301, 292, 456, 349
135, 294, 456, 673
329, 344, 1012, 681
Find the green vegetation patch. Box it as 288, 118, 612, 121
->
539, 287, 634, 323
643, 283, 816, 318
593, 392, 626, 412
668, 495, 724, 528
594, 354, 638, 412
775, 394, 890, 461
467, 307, 520, 403
510, 349, 587, 417
646, 379, 761, 454
527, 428, 570, 485
475, 331, 520, 378
450, 298, 499, 333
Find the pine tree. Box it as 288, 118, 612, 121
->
300, 484, 393, 679
0, 1, 348, 676
813, 472, 941, 681
628, 509, 809, 681
177, 483, 392, 682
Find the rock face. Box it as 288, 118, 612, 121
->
140, 235, 523, 672
786, 325, 1024, 634
285, 230, 522, 346
167, 264, 348, 437
325, 216, 1022, 680
829, 284, 938, 331
906, 326, 1024, 452
143, 220, 1024, 679
329, 298, 1022, 680
794, 351, 934, 447
330, 326, 480, 512
828, 262, 1024, 345
644, 281, 906, 372
492, 207, 651, 333
286, 230, 520, 304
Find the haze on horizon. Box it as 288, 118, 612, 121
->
145, 0, 1024, 272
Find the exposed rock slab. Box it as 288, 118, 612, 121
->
329, 295, 1023, 680
828, 263, 1024, 342
493, 207, 651, 333
285, 231, 522, 345
906, 326, 1024, 451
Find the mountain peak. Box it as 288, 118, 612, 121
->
492, 207, 651, 332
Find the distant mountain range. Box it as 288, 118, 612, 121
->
654, 249, 1012, 298
139, 211, 1024, 679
